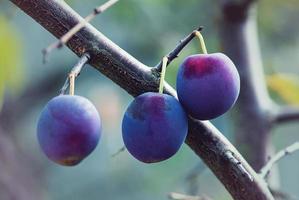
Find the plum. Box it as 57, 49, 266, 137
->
37, 95, 101, 166
122, 92, 188, 163
176, 53, 240, 120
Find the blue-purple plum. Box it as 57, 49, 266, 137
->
37, 95, 101, 166
176, 53, 240, 120
122, 92, 188, 163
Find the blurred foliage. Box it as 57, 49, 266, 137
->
267, 73, 299, 105
258, 0, 299, 47
101, 0, 218, 65
0, 15, 23, 109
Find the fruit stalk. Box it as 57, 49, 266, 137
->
60, 54, 90, 95
194, 31, 208, 54
158, 57, 168, 94
155, 26, 203, 71
69, 73, 75, 95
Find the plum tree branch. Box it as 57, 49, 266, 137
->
219, 0, 274, 172
272, 106, 299, 124
220, 0, 258, 22
155, 26, 203, 71
60, 53, 90, 95
111, 146, 126, 157
43, 0, 119, 63
10, 0, 274, 199
259, 142, 299, 180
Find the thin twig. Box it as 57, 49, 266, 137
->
168, 192, 212, 200
260, 142, 299, 179
111, 146, 126, 157
155, 26, 203, 71
273, 106, 299, 124
60, 53, 90, 95
42, 0, 119, 63
185, 162, 206, 196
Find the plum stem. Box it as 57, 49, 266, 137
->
69, 73, 75, 95
259, 141, 299, 180
158, 57, 168, 94
195, 31, 208, 54
155, 26, 203, 71
60, 53, 90, 95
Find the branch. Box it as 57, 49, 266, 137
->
111, 146, 126, 157
42, 0, 119, 63
219, 0, 273, 171
155, 26, 203, 71
272, 106, 299, 124
185, 162, 206, 182
60, 53, 90, 95
11, 0, 274, 199
185, 162, 206, 195
259, 142, 299, 179
220, 0, 257, 22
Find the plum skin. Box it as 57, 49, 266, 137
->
122, 92, 188, 163
176, 53, 240, 120
37, 95, 101, 166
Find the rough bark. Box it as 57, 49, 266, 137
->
10, 0, 274, 199
272, 106, 299, 124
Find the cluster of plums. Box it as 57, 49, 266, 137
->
37, 52, 240, 166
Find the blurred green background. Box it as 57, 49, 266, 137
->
0, 0, 299, 199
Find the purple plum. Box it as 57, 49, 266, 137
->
37, 95, 101, 166
176, 53, 240, 120
122, 92, 188, 163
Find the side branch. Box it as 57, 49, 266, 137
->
260, 142, 299, 179
43, 0, 119, 62
60, 53, 90, 95
155, 26, 203, 71
272, 106, 299, 124
10, 0, 273, 199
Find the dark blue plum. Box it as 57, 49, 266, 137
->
122, 92, 188, 163
176, 53, 240, 120
37, 95, 101, 166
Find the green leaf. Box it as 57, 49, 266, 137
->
0, 15, 23, 108
267, 73, 299, 105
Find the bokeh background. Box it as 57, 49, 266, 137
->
0, 0, 299, 199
